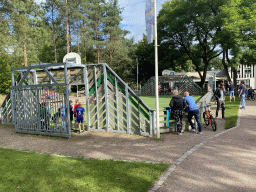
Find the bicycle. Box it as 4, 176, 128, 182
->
203, 104, 217, 131
172, 110, 184, 134
247, 94, 255, 101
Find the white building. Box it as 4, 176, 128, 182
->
229, 65, 256, 89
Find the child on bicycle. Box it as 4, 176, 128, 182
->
184, 91, 202, 134
169, 90, 186, 135
247, 87, 254, 100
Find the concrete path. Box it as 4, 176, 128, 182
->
153, 100, 256, 191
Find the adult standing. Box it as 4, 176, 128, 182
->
169, 90, 186, 135
215, 83, 226, 119
228, 81, 235, 102
239, 81, 246, 109
184, 91, 202, 134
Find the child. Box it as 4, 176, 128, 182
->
73, 99, 79, 129
60, 103, 66, 130
40, 102, 51, 130
76, 103, 85, 134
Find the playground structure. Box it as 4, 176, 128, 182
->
140, 75, 202, 96
1, 55, 156, 138
0, 52, 212, 138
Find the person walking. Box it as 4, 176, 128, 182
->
228, 81, 235, 102
169, 90, 186, 135
215, 83, 226, 119
184, 91, 203, 134
239, 81, 246, 109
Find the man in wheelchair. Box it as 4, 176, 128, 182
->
247, 87, 255, 100
169, 90, 186, 135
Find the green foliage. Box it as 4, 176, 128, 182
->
158, 0, 227, 87
1, 0, 135, 80
0, 55, 12, 94
134, 34, 154, 84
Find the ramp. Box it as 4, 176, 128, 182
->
85, 64, 155, 135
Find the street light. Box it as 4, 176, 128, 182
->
211, 67, 216, 91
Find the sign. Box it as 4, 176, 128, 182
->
208, 77, 214, 89
145, 0, 154, 44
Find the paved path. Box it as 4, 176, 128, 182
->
0, 106, 227, 165
153, 100, 256, 191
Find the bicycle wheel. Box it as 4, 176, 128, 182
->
210, 116, 217, 131
203, 112, 209, 126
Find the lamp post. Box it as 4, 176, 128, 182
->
211, 67, 216, 91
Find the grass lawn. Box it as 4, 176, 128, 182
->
0, 148, 169, 192
224, 96, 240, 129
140, 95, 202, 109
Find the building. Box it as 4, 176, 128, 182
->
229, 65, 256, 89
162, 69, 227, 90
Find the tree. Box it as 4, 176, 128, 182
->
44, 0, 62, 63
219, 0, 256, 88
1, 0, 46, 66
158, 0, 226, 88
103, 0, 123, 66
85, 0, 107, 63
134, 34, 155, 84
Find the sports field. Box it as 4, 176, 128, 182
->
139, 95, 202, 109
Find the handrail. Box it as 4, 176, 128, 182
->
105, 64, 152, 111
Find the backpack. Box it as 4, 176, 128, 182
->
214, 88, 220, 99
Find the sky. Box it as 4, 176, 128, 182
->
35, 0, 168, 42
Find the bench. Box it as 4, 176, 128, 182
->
160, 108, 196, 133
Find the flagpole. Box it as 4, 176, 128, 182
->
136, 58, 139, 92
154, 0, 160, 138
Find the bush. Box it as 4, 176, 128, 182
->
0, 55, 12, 94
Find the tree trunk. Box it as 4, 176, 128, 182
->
109, 46, 113, 66
53, 32, 57, 63
109, 35, 113, 66
84, 42, 86, 63
97, 45, 100, 63
232, 67, 238, 93
52, 6, 57, 63
201, 58, 208, 89
77, 36, 80, 54
23, 40, 27, 67
222, 51, 231, 82
65, 0, 69, 53
23, 28, 28, 67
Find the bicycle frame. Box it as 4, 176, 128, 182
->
173, 110, 184, 132
204, 107, 212, 124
